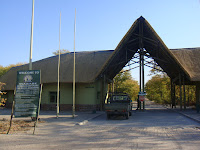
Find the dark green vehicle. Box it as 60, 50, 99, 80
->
104, 93, 132, 119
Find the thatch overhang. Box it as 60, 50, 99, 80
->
171, 48, 200, 84
97, 16, 191, 84
0, 50, 114, 91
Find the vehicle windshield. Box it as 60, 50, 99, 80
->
112, 95, 128, 101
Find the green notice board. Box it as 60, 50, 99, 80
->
14, 70, 41, 118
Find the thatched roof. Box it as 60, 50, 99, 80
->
97, 16, 191, 84
171, 48, 200, 82
2, 16, 200, 91
0, 50, 113, 90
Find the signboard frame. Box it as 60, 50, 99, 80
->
14, 70, 41, 118
7, 70, 42, 135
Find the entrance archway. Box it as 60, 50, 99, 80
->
98, 16, 200, 112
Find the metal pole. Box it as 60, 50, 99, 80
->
57, 12, 61, 118
72, 9, 76, 118
29, 0, 34, 70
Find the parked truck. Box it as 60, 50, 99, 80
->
104, 93, 132, 119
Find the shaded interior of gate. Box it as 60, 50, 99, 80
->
98, 16, 200, 111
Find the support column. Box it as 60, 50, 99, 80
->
139, 52, 142, 110
100, 77, 104, 111
103, 75, 107, 110
187, 86, 190, 107
195, 83, 200, 113
183, 75, 186, 110
179, 73, 182, 110
112, 80, 114, 93
170, 78, 175, 108
139, 18, 145, 110
142, 50, 145, 110
174, 84, 176, 108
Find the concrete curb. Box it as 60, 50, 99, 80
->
165, 107, 200, 124
76, 113, 104, 126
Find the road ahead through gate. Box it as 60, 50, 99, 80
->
1, 100, 200, 150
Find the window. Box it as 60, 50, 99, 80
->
97, 92, 100, 99
50, 92, 57, 103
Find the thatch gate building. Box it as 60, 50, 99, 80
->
1, 16, 200, 111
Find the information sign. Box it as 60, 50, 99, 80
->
139, 95, 145, 102
14, 70, 40, 118
138, 92, 146, 102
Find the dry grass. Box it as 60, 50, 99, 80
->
0, 118, 44, 134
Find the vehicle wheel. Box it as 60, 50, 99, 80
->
126, 113, 129, 119
129, 112, 132, 116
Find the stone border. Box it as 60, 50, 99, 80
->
76, 113, 104, 126
165, 107, 200, 124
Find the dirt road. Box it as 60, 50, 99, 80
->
0, 100, 200, 150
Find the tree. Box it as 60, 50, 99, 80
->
0, 82, 7, 107
53, 49, 70, 55
0, 63, 26, 78
145, 74, 170, 104
113, 71, 139, 100
145, 72, 197, 107
0, 63, 25, 107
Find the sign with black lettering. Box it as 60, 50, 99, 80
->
14, 70, 40, 118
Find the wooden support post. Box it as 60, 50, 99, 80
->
179, 73, 182, 110
100, 77, 104, 111
170, 78, 173, 108
174, 84, 176, 108
139, 53, 142, 110
195, 83, 200, 113
183, 76, 186, 110
103, 75, 106, 110
7, 88, 16, 134
7, 100, 15, 134
187, 86, 190, 107
139, 18, 145, 110
99, 75, 107, 111
33, 84, 43, 135
112, 80, 114, 93
171, 79, 176, 109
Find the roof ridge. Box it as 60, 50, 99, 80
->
9, 50, 114, 70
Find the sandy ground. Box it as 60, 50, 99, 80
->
0, 101, 200, 150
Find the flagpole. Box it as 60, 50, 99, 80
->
29, 0, 34, 70
57, 12, 61, 118
72, 9, 76, 118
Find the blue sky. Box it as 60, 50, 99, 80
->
1, 0, 200, 82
